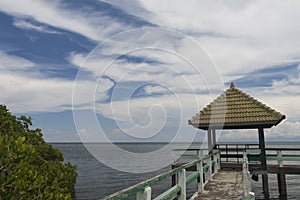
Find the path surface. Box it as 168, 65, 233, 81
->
192, 170, 243, 200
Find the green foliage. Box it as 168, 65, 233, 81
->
0, 105, 77, 199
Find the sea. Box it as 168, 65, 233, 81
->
52, 142, 300, 200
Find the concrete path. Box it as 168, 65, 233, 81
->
192, 170, 243, 200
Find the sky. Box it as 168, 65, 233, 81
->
1, 0, 300, 143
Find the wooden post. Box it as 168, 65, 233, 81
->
258, 127, 269, 198
171, 165, 177, 187
171, 174, 177, 187
197, 160, 204, 192
178, 169, 186, 200
277, 150, 287, 197
262, 174, 269, 198
277, 150, 283, 167
217, 151, 221, 170
208, 129, 212, 153
258, 127, 267, 170
277, 173, 287, 197
136, 187, 151, 200
212, 129, 216, 149
226, 144, 229, 162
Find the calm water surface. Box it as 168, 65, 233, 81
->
52, 143, 300, 200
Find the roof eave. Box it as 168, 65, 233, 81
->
189, 120, 285, 130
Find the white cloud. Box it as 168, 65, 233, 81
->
93, 93, 212, 141
239, 65, 300, 122
220, 129, 258, 140
265, 121, 300, 138
13, 19, 62, 34
219, 121, 300, 140
0, 51, 34, 70
96, 93, 211, 125
144, 85, 168, 94
69, 49, 222, 99
0, 73, 72, 112
68, 28, 225, 94
0, 0, 126, 41
0, 72, 114, 113
101, 0, 154, 22
3, 0, 300, 77
0, 52, 114, 113
136, 0, 300, 76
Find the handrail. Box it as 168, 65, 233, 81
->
215, 144, 300, 163
101, 150, 220, 200
243, 148, 300, 165
266, 148, 300, 151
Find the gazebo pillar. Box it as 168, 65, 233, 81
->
207, 128, 216, 153
207, 129, 212, 152
212, 129, 216, 149
258, 126, 269, 197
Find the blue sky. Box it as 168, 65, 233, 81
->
1, 0, 300, 142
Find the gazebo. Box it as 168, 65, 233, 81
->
188, 82, 285, 196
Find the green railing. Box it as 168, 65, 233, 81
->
244, 148, 300, 165
101, 150, 220, 200
216, 144, 300, 164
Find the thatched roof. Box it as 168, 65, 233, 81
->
188, 82, 285, 130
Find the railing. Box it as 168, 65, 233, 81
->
216, 143, 259, 163
101, 150, 220, 200
216, 144, 300, 165
244, 148, 300, 165
242, 151, 255, 200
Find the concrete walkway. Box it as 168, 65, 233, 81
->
192, 170, 243, 200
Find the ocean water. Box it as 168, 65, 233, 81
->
52, 143, 300, 200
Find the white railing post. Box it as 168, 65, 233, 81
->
197, 160, 204, 192
242, 152, 249, 196
197, 149, 203, 159
247, 171, 252, 195
208, 156, 212, 180
217, 150, 221, 170
213, 150, 219, 174
242, 151, 255, 200
277, 150, 283, 167
136, 187, 151, 200
178, 169, 186, 200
